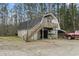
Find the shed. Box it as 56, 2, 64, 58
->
18, 13, 60, 41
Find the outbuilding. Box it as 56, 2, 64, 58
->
18, 13, 60, 41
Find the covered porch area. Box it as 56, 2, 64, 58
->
39, 27, 57, 39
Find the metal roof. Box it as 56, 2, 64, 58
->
18, 17, 42, 30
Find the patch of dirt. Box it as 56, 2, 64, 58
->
0, 37, 79, 56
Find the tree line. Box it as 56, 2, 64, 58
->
0, 3, 79, 36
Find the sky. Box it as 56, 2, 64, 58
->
8, 3, 69, 10
7, 3, 79, 10
8, 3, 15, 9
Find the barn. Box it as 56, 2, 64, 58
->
18, 13, 60, 41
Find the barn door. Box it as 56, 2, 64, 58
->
44, 29, 48, 39
40, 28, 48, 39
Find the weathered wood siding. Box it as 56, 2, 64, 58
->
18, 13, 60, 40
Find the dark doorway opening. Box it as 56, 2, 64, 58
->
40, 28, 48, 39
44, 29, 48, 39
40, 29, 42, 39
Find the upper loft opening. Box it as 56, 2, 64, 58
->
43, 14, 54, 23
44, 14, 53, 20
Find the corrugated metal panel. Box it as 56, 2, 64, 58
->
18, 17, 42, 30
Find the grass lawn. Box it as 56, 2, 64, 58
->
0, 36, 24, 44
0, 36, 21, 41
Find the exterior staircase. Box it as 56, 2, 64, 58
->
24, 20, 57, 41
26, 21, 43, 41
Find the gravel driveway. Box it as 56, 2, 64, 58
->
0, 37, 79, 56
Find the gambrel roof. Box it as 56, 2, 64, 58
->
18, 17, 42, 30
18, 13, 60, 30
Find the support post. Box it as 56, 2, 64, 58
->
42, 28, 44, 39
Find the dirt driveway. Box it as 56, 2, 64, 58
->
0, 37, 79, 56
